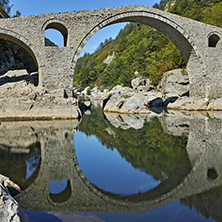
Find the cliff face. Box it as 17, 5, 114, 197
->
0, 39, 37, 75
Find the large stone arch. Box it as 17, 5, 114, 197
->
73, 11, 205, 98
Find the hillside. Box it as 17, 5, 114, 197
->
74, 0, 222, 91
74, 23, 185, 91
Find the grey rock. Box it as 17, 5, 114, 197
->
131, 77, 154, 92
0, 179, 29, 222
160, 69, 189, 98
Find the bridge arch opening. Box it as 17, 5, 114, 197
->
73, 11, 204, 98
208, 33, 220, 48
44, 22, 68, 47
0, 33, 39, 85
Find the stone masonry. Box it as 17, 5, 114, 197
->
0, 5, 222, 98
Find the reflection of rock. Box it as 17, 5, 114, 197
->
0, 120, 80, 148
104, 112, 147, 130
160, 111, 190, 136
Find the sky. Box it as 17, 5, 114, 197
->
9, 0, 160, 56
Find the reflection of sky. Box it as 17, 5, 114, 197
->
74, 132, 160, 195
25, 200, 216, 222
49, 180, 68, 194
25, 155, 40, 180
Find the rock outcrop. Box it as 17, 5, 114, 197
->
0, 176, 29, 222
0, 70, 81, 120
168, 97, 222, 111
103, 85, 163, 114
159, 69, 189, 98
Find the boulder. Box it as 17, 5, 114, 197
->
0, 71, 81, 120
0, 176, 29, 222
160, 69, 189, 98
207, 98, 222, 110
167, 97, 209, 110
103, 86, 165, 114
131, 76, 154, 92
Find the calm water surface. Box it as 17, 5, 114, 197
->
0, 105, 222, 222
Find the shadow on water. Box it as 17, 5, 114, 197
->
1, 107, 222, 221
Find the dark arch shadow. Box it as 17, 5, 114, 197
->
0, 33, 39, 70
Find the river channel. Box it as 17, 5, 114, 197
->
0, 104, 222, 221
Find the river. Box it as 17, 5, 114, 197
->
0, 104, 221, 222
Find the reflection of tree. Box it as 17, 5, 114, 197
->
181, 185, 222, 222
0, 142, 41, 189
79, 106, 188, 181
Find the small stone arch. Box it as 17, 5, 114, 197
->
208, 33, 220, 48
42, 19, 69, 47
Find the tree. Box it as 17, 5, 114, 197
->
202, 2, 222, 27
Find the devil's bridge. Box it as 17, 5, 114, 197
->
0, 5, 222, 98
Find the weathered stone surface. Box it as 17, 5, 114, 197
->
167, 97, 209, 110
0, 5, 221, 99
207, 98, 222, 110
0, 179, 29, 222
103, 86, 150, 114
0, 70, 81, 120
160, 69, 189, 98
0, 39, 37, 76
131, 76, 154, 92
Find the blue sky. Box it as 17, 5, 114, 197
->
10, 0, 160, 56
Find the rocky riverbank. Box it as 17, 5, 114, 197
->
0, 175, 29, 222
77, 69, 222, 113
0, 70, 81, 120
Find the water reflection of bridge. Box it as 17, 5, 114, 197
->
1, 113, 222, 214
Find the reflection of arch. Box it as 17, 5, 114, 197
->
42, 19, 68, 47
0, 142, 41, 190
208, 33, 220, 47
49, 180, 72, 203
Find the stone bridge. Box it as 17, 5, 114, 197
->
1, 114, 219, 214
0, 5, 222, 98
